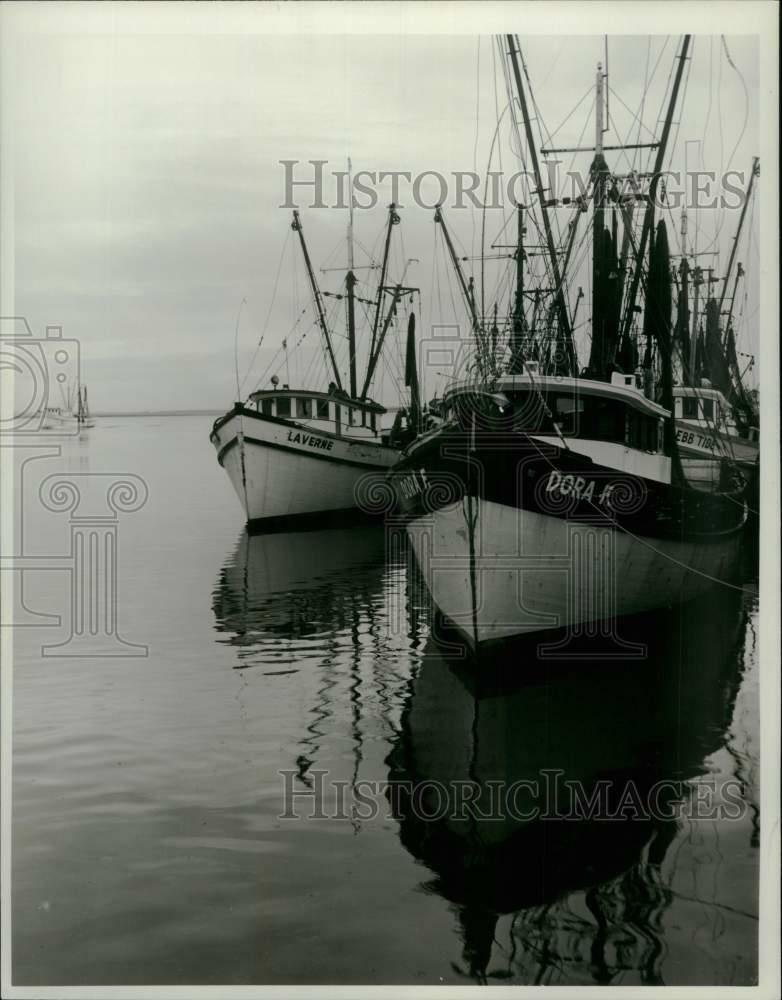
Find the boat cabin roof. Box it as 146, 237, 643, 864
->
672, 385, 730, 407
443, 374, 670, 420
248, 387, 386, 414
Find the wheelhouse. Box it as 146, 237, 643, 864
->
672, 385, 735, 432
247, 388, 386, 441
441, 371, 668, 454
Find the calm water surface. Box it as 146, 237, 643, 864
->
12, 416, 759, 985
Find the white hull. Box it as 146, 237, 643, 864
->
675, 419, 758, 490
40, 413, 93, 431
407, 498, 743, 646
211, 409, 398, 524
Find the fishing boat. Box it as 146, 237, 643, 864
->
390, 35, 750, 647
40, 382, 94, 430
76, 384, 95, 429
670, 158, 759, 492
211, 202, 419, 528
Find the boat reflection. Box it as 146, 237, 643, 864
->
386, 587, 751, 984
212, 524, 389, 667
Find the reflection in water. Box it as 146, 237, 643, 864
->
213, 525, 389, 664
387, 587, 756, 985
212, 524, 413, 790
211, 526, 757, 986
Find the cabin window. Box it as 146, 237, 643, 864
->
361, 409, 368, 427
296, 397, 312, 419
554, 395, 584, 415
589, 399, 626, 444
316, 399, 330, 420
701, 398, 714, 421
261, 398, 273, 416
276, 397, 291, 418
682, 397, 698, 419
370, 411, 377, 432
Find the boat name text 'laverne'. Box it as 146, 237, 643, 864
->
287, 429, 335, 452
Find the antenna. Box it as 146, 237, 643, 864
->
347, 157, 355, 272
233, 297, 247, 402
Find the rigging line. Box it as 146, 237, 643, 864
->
608, 84, 660, 143
480, 101, 512, 323
255, 307, 311, 389
521, 48, 568, 254
720, 37, 750, 174
652, 36, 676, 132
697, 37, 715, 254
471, 36, 481, 263
544, 81, 597, 145
491, 33, 504, 180
239, 227, 292, 395
635, 37, 653, 151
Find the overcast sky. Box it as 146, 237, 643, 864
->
2, 4, 764, 412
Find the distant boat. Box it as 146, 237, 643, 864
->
76, 384, 95, 429
40, 382, 94, 431
211, 200, 419, 528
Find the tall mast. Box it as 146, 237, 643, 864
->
588, 61, 611, 378
435, 205, 489, 374
505, 34, 574, 374
718, 156, 759, 345
435, 206, 479, 330
619, 34, 691, 346
346, 270, 357, 398
291, 210, 343, 390
361, 261, 418, 399
509, 203, 525, 373
347, 157, 355, 272
366, 203, 397, 377
345, 160, 358, 397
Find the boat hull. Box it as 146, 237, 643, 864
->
392, 429, 746, 647
406, 497, 743, 647
211, 405, 398, 526
675, 419, 758, 490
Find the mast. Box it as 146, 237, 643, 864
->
361, 266, 419, 399
346, 269, 357, 398
291, 210, 343, 390
724, 262, 744, 335
588, 61, 612, 378
509, 203, 525, 373
619, 35, 691, 347
345, 158, 358, 398
435, 205, 491, 375
718, 156, 759, 346
676, 256, 691, 378
690, 265, 702, 380
360, 286, 401, 399
506, 34, 574, 375
366, 203, 398, 378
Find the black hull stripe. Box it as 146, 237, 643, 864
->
246, 507, 381, 535
217, 433, 392, 471
392, 430, 747, 545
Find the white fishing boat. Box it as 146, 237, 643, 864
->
673, 384, 758, 490
212, 201, 419, 528
40, 382, 94, 431
390, 35, 750, 648
671, 157, 759, 492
